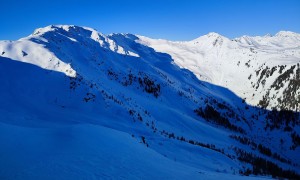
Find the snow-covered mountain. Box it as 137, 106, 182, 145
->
138, 31, 300, 111
0, 25, 299, 179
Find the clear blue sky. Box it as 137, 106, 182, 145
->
1, 0, 300, 40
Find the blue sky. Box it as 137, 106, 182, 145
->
1, 0, 300, 40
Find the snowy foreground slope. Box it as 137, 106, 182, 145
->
0, 25, 299, 179
138, 32, 300, 111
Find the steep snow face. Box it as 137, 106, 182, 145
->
0, 25, 300, 179
0, 38, 76, 77
0, 25, 141, 78
137, 32, 300, 111
31, 25, 140, 57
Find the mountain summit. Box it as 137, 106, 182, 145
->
0, 25, 299, 179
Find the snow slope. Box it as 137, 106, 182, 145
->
137, 32, 300, 111
0, 25, 299, 179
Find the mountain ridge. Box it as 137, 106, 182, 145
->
0, 25, 299, 179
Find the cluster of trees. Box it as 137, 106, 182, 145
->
277, 64, 300, 111
83, 92, 96, 102
122, 72, 135, 86
254, 65, 278, 90
265, 109, 299, 131
271, 65, 296, 91
194, 105, 245, 133
256, 66, 270, 89
257, 144, 271, 157
120, 71, 161, 98
230, 135, 257, 149
138, 76, 161, 98
128, 109, 143, 122
230, 135, 291, 164
291, 132, 300, 150
128, 109, 157, 134
257, 64, 299, 111
258, 92, 270, 108
69, 74, 83, 90
234, 148, 300, 179
159, 130, 226, 156
279, 65, 287, 74
101, 90, 123, 105
107, 69, 119, 80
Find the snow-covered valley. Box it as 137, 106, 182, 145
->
0, 25, 299, 179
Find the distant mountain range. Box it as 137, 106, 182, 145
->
138, 31, 300, 111
0, 25, 299, 179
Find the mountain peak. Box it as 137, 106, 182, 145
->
263, 33, 273, 37
206, 32, 223, 37
30, 25, 110, 45
31, 25, 101, 37
32, 25, 74, 35
190, 32, 229, 47
275, 31, 299, 37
